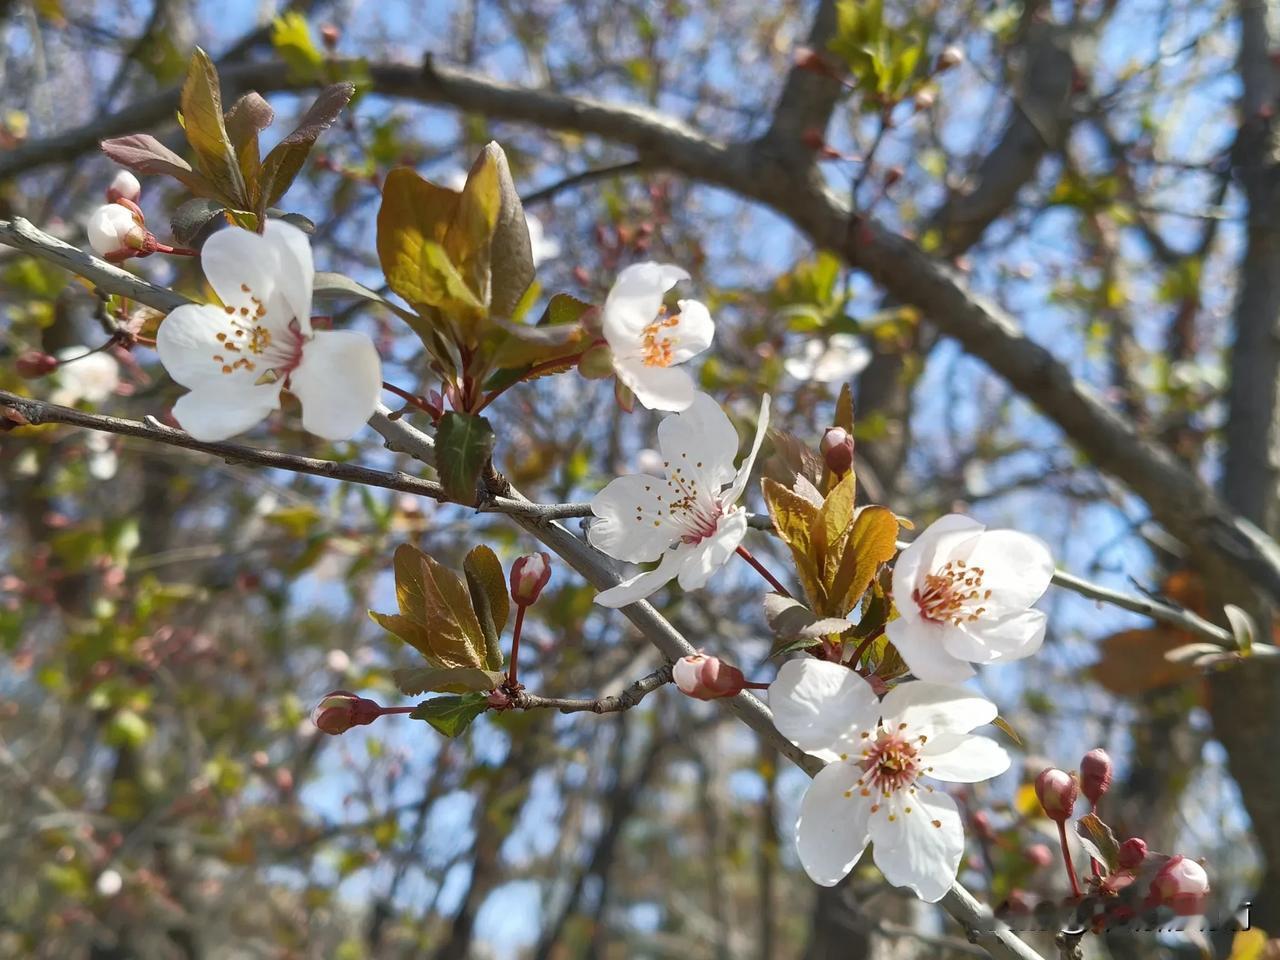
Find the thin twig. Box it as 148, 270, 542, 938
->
507, 665, 673, 713
520, 160, 646, 207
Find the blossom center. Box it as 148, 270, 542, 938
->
859, 731, 923, 795
640, 310, 681, 367
211, 287, 306, 380
913, 558, 991, 625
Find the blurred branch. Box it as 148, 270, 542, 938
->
520, 159, 646, 207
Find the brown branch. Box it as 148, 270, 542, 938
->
505, 665, 673, 714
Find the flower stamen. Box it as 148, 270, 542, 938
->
912, 559, 992, 625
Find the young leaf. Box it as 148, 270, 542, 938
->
474, 142, 535, 318
410, 693, 489, 738
828, 505, 899, 615
179, 47, 245, 207
270, 12, 325, 82
100, 133, 206, 193
224, 92, 274, 204
170, 197, 227, 245
377, 167, 465, 310
393, 666, 505, 696
435, 413, 495, 506
463, 545, 508, 671
260, 82, 355, 209
763, 593, 853, 639
370, 544, 488, 669
761, 477, 825, 607
1076, 812, 1120, 873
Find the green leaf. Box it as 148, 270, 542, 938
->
271, 12, 325, 82
991, 715, 1023, 747
170, 197, 228, 245
260, 82, 355, 209
828, 505, 899, 615
473, 142, 534, 317
763, 593, 852, 640
761, 477, 825, 607
369, 544, 488, 669
179, 47, 246, 207
1075, 812, 1120, 873
463, 545, 508, 670
411, 693, 489, 737
223, 92, 273, 207
393, 666, 505, 695
435, 413, 495, 506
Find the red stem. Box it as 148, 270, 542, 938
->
1057, 819, 1083, 899
473, 351, 589, 414
382, 381, 438, 416
376, 706, 416, 716
848, 625, 885, 674
507, 604, 527, 689
735, 545, 792, 598
743, 680, 770, 690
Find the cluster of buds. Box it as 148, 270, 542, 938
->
672, 653, 747, 700
86, 170, 194, 263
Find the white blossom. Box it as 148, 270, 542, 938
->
51, 346, 120, 406
601, 262, 714, 411
155, 221, 382, 442
589, 392, 769, 607
784, 333, 872, 383
87, 203, 144, 259
770, 659, 1009, 899
887, 514, 1054, 683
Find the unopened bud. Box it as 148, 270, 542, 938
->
16, 351, 58, 379
578, 342, 615, 380
87, 204, 145, 259
673, 654, 746, 701
821, 426, 854, 476
937, 46, 965, 71
1024, 843, 1053, 868
1147, 855, 1209, 915
1118, 837, 1148, 870
320, 23, 341, 49
106, 170, 141, 204
1080, 748, 1113, 806
884, 166, 904, 189
1034, 767, 1077, 822
913, 88, 937, 111
971, 810, 996, 841
509, 552, 552, 606
311, 690, 380, 735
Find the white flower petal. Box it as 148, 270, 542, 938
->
885, 618, 977, 684
601, 262, 690, 345
724, 394, 771, 505
171, 383, 282, 441
940, 609, 1047, 665
676, 509, 747, 590
795, 761, 871, 886
200, 226, 282, 316
964, 529, 1054, 613
614, 357, 698, 411
656, 392, 740, 490
878, 680, 996, 738
668, 298, 715, 363
263, 219, 315, 334
870, 789, 964, 902
54, 347, 120, 403
920, 732, 1010, 783
783, 340, 824, 380
811, 334, 872, 382
891, 516, 985, 628
769, 659, 880, 755
289, 329, 382, 441
593, 548, 686, 608
157, 304, 265, 391
589, 474, 688, 562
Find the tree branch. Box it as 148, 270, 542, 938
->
506, 665, 673, 713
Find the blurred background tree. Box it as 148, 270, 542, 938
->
0, 0, 1273, 957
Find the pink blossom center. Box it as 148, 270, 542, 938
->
913, 558, 992, 625
859, 732, 923, 795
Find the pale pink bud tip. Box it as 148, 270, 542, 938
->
1118, 837, 1148, 870
1034, 767, 1077, 822
820, 426, 854, 476
106, 170, 141, 204
16, 351, 58, 379
1148, 855, 1209, 915
1080, 748, 1113, 805
672, 654, 746, 701
311, 690, 380, 735
937, 46, 965, 71
509, 552, 552, 606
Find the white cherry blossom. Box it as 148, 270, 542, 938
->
601, 262, 714, 411
784, 333, 872, 383
526, 212, 561, 266
770, 659, 1010, 899
887, 515, 1054, 683
156, 221, 382, 442
589, 392, 769, 607
87, 204, 144, 259
51, 346, 120, 406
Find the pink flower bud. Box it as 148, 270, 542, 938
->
913, 89, 937, 111
509, 552, 552, 606
1034, 768, 1077, 822
937, 46, 965, 71
311, 690, 380, 735
16, 350, 59, 379
821, 426, 854, 476
672, 654, 746, 700
1024, 843, 1053, 868
106, 170, 141, 204
1080, 748, 1113, 806
1147, 855, 1209, 915
320, 23, 340, 49
1118, 837, 1148, 870
971, 810, 996, 841
87, 204, 145, 259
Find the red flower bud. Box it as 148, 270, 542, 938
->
672, 654, 746, 700
1034, 767, 1077, 822
509, 552, 552, 606
311, 690, 381, 735
1024, 843, 1053, 868
1080, 748, 1113, 806
971, 810, 996, 841
821, 426, 855, 476
16, 351, 59, 379
1146, 855, 1209, 915
320, 23, 341, 49
1118, 837, 1148, 870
